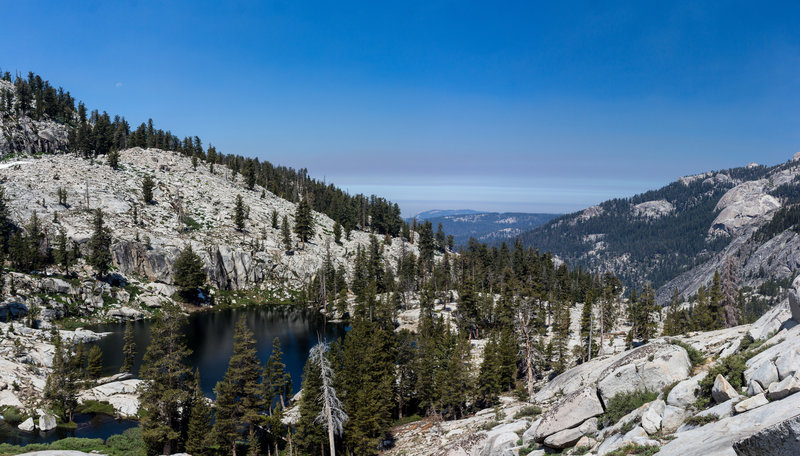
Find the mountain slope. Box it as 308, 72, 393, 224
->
519, 158, 800, 303
414, 211, 559, 246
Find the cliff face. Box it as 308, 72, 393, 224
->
0, 147, 417, 291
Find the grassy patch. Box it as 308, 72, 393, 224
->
606, 443, 661, 456
514, 405, 542, 419
393, 414, 423, 426
600, 390, 658, 427
77, 400, 115, 415
0, 428, 145, 456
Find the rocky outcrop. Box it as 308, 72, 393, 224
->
38, 413, 57, 431
710, 180, 780, 237
732, 413, 800, 456
532, 386, 604, 441
633, 199, 674, 219
78, 379, 143, 418
596, 343, 691, 402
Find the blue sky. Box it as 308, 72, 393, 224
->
2, 1, 800, 215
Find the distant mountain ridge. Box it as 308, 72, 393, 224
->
411, 210, 560, 246
518, 156, 800, 304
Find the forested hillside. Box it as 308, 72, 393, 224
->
519, 164, 773, 291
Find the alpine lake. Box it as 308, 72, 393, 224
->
0, 306, 347, 445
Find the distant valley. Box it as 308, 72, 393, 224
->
411, 209, 560, 246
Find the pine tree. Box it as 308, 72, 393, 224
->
142, 175, 155, 204
87, 209, 112, 277
270, 209, 279, 229
265, 337, 292, 409
296, 346, 327, 454
213, 317, 265, 456
86, 344, 103, 378
333, 220, 342, 245
341, 319, 396, 455
121, 321, 136, 373
139, 302, 193, 456
173, 244, 206, 296
294, 198, 314, 247
233, 194, 247, 231
692, 286, 714, 331
185, 369, 212, 456
0, 187, 11, 251
281, 215, 293, 252
477, 332, 502, 406
107, 149, 120, 169
44, 331, 79, 422
709, 270, 724, 330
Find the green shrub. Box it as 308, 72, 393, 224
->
0, 406, 25, 424
600, 390, 658, 427
685, 413, 719, 427
105, 427, 146, 456
697, 342, 771, 408
668, 339, 706, 368
514, 405, 542, 419
76, 400, 115, 415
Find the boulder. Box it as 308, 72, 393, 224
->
579, 417, 598, 435
667, 377, 701, 408
641, 400, 666, 435
543, 426, 584, 449
662, 405, 689, 434
749, 299, 792, 340
734, 393, 769, 414
38, 413, 57, 431
712, 374, 739, 404
775, 348, 800, 380
732, 413, 800, 456
479, 432, 517, 456
767, 373, 800, 400
533, 386, 604, 441
18, 417, 35, 431
575, 435, 597, 449
746, 360, 779, 389
597, 343, 691, 403
746, 380, 764, 397
521, 418, 541, 446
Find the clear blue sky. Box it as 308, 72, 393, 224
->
2, 1, 800, 216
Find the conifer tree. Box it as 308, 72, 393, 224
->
341, 319, 396, 455
296, 348, 326, 454
213, 317, 265, 456
709, 270, 724, 330
294, 197, 314, 247
270, 209, 279, 229
44, 331, 79, 422
107, 149, 120, 169
0, 187, 11, 251
333, 220, 342, 245
721, 257, 741, 328
265, 337, 292, 410
173, 244, 206, 297
87, 209, 112, 277
692, 286, 714, 331
142, 175, 155, 204
86, 344, 103, 378
121, 320, 136, 373
233, 194, 246, 231
185, 369, 212, 456
139, 302, 193, 456
281, 215, 293, 252
477, 332, 502, 406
